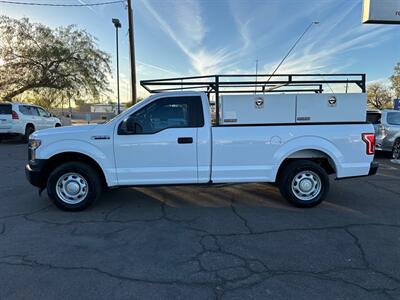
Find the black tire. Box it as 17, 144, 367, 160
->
23, 125, 35, 143
47, 162, 102, 211
392, 139, 400, 160
278, 160, 329, 208
55, 123, 62, 127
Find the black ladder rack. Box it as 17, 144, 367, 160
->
141, 73, 366, 95
140, 73, 366, 125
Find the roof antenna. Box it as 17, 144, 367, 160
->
254, 59, 259, 95
262, 21, 319, 94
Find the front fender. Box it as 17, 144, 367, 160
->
272, 136, 343, 180
36, 139, 117, 186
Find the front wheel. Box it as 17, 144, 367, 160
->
278, 160, 329, 208
23, 125, 35, 143
47, 162, 102, 211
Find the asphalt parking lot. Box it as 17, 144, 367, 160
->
0, 140, 399, 300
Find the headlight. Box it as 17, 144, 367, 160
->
29, 139, 41, 150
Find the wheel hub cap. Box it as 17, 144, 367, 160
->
56, 173, 89, 204
299, 178, 313, 192
65, 181, 80, 195
291, 170, 322, 201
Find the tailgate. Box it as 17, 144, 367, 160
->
0, 104, 12, 129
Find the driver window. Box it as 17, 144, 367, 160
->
37, 107, 48, 117
119, 96, 204, 135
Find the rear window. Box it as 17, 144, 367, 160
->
0, 104, 12, 115
19, 105, 39, 116
387, 112, 400, 125
366, 112, 381, 124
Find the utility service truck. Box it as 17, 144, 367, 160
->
26, 74, 378, 211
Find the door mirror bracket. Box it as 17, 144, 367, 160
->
120, 118, 143, 135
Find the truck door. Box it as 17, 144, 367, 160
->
114, 96, 204, 185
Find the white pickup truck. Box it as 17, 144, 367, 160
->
26, 74, 378, 211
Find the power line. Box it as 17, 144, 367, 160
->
0, 0, 125, 7
262, 21, 319, 93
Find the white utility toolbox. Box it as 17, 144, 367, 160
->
219, 93, 367, 125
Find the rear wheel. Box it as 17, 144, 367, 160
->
47, 162, 102, 211
278, 160, 329, 208
55, 123, 62, 127
23, 125, 35, 143
392, 139, 400, 160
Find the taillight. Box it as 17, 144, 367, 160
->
362, 133, 375, 155
12, 110, 19, 120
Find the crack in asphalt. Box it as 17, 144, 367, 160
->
1, 210, 400, 298
0, 205, 52, 221
1, 155, 400, 298
0, 223, 5, 235
199, 228, 400, 299
0, 255, 214, 290
5, 201, 400, 296
230, 197, 253, 234
365, 180, 400, 196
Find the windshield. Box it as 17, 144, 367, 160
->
366, 112, 381, 124
387, 112, 400, 125
105, 99, 147, 124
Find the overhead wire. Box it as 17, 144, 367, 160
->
0, 0, 125, 7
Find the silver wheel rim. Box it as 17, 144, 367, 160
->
291, 170, 322, 201
56, 172, 89, 204
393, 142, 400, 159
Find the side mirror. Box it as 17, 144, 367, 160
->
126, 117, 135, 132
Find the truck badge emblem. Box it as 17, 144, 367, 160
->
255, 97, 264, 109
328, 96, 337, 107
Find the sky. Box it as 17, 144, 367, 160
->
1, 0, 399, 103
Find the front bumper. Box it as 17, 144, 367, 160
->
25, 159, 46, 188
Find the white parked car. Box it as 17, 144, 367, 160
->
26, 83, 377, 211
0, 102, 62, 142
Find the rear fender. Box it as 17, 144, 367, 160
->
272, 136, 343, 180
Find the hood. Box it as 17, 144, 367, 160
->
31, 124, 99, 139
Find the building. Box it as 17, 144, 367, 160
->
90, 103, 119, 114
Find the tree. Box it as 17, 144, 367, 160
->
125, 97, 144, 108
390, 62, 400, 99
367, 83, 392, 109
0, 16, 111, 105
19, 89, 66, 110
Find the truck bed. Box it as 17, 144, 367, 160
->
204, 123, 374, 184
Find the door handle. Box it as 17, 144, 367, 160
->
177, 137, 193, 144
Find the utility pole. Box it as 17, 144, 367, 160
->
127, 0, 137, 105
112, 18, 122, 114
